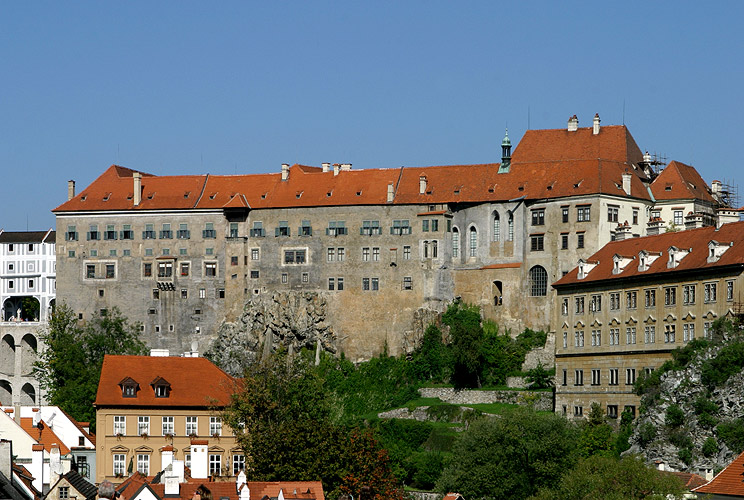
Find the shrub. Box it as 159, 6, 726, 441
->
678, 447, 693, 465
698, 412, 718, 429
668, 429, 693, 449
638, 422, 656, 447
526, 362, 554, 390
702, 437, 718, 457
717, 419, 744, 454
693, 396, 718, 416
426, 404, 462, 422
701, 340, 744, 388
665, 405, 685, 428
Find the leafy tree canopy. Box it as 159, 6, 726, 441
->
34, 304, 147, 430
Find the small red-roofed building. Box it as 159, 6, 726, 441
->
553, 221, 744, 419
95, 354, 241, 485
442, 494, 465, 500
693, 451, 744, 498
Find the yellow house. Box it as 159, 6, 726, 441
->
95, 354, 241, 484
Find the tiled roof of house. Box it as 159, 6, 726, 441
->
59, 470, 97, 500
694, 451, 744, 495
442, 494, 465, 500
650, 160, 716, 203
117, 473, 324, 500
0, 230, 55, 244
95, 355, 236, 408
553, 220, 744, 287
53, 125, 664, 214
19, 418, 71, 454
662, 471, 707, 490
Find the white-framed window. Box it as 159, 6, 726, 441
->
626, 291, 637, 309
609, 328, 619, 346
665, 287, 676, 306
683, 323, 695, 342
137, 454, 150, 475
704, 322, 713, 339
728, 280, 735, 301
209, 454, 222, 475
645, 289, 656, 308
113, 454, 126, 476
591, 369, 601, 386
204, 262, 217, 277
644, 326, 656, 344
138, 416, 150, 435
591, 329, 601, 346
625, 327, 636, 344
704, 282, 717, 303
673, 210, 683, 225
575, 296, 585, 314
186, 416, 198, 436
609, 368, 619, 386
625, 368, 636, 385
327, 248, 335, 262
251, 248, 260, 260
609, 292, 620, 310
607, 206, 619, 223
403, 246, 411, 260
590, 294, 602, 312
162, 416, 174, 435
233, 454, 245, 475
469, 227, 477, 257
337, 247, 345, 261
114, 416, 125, 435
210, 417, 222, 436
577, 205, 591, 222
665, 324, 676, 343
452, 228, 460, 258
683, 285, 696, 305
362, 247, 370, 261
372, 247, 380, 261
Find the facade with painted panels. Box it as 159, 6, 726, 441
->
0, 230, 56, 405
53, 116, 726, 359
552, 221, 744, 420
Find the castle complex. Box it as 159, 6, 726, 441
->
53, 115, 737, 360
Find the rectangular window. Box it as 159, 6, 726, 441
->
186, 416, 198, 436
626, 368, 636, 385
106, 264, 115, 279
143, 224, 155, 239
205, 262, 217, 277
275, 221, 290, 237
250, 270, 259, 279
531, 209, 545, 226
180, 262, 190, 277
299, 220, 312, 236
562, 369, 567, 386
233, 454, 245, 475
431, 219, 439, 231
645, 289, 656, 308
574, 406, 583, 417
704, 282, 717, 303
674, 210, 683, 225
327, 220, 347, 236
561, 233, 568, 249
209, 454, 222, 476
327, 248, 335, 261
403, 276, 412, 290
728, 280, 735, 301
626, 291, 637, 309
66, 225, 78, 241
302, 272, 309, 283
591, 329, 601, 346
199, 288, 206, 299
590, 294, 601, 313
86, 264, 95, 279
181, 289, 188, 299
328, 278, 335, 291
337, 247, 345, 261
281, 273, 288, 284
250, 222, 265, 238
372, 247, 380, 261
562, 298, 569, 316
591, 369, 601, 386
683, 285, 696, 305
609, 328, 620, 346
633, 209, 639, 225
575, 296, 585, 314
577, 232, 585, 249
610, 292, 620, 310
87, 225, 100, 241
403, 246, 411, 260
210, 417, 222, 436
607, 405, 618, 419
577, 206, 591, 222
337, 277, 344, 290
104, 224, 117, 240
391, 219, 411, 235
704, 322, 713, 339
645, 326, 656, 344
607, 206, 619, 223
137, 454, 150, 475
609, 369, 619, 386
664, 287, 677, 306
563, 331, 568, 349
158, 261, 173, 278
362, 247, 370, 261
665, 324, 676, 343
361, 220, 381, 236
160, 223, 173, 239
422, 219, 429, 232
113, 454, 125, 476
231, 256, 238, 266
561, 206, 569, 223
229, 222, 239, 238
574, 369, 583, 386
626, 327, 636, 344
530, 234, 544, 251
114, 416, 126, 435
251, 248, 260, 261
203, 222, 216, 239
284, 249, 307, 264
362, 278, 370, 291
371, 277, 379, 291
683, 323, 695, 342
177, 223, 190, 239
162, 416, 174, 435
138, 416, 150, 435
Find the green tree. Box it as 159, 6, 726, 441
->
443, 303, 484, 388
34, 304, 146, 430
577, 403, 615, 458
526, 362, 554, 390
437, 408, 580, 499
530, 454, 685, 500
411, 324, 448, 382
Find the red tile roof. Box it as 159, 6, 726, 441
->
95, 355, 237, 408
553, 221, 744, 287
20, 418, 71, 454
650, 160, 716, 203
694, 451, 744, 496
662, 471, 707, 490
53, 125, 662, 214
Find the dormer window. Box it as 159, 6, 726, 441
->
119, 377, 139, 398
638, 250, 661, 272
151, 376, 171, 398
708, 240, 732, 263
612, 255, 634, 275
667, 246, 690, 269
577, 259, 598, 279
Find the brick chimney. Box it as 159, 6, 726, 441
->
592, 113, 601, 135
67, 180, 76, 201
567, 115, 578, 132
281, 164, 289, 181
133, 172, 142, 206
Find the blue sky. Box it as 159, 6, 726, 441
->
2, 1, 743, 230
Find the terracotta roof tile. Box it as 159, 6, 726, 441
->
694, 451, 744, 495
20, 418, 71, 454
553, 221, 744, 287
95, 355, 236, 408
650, 160, 715, 202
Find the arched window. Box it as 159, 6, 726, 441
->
529, 265, 548, 296
452, 228, 460, 258
432, 240, 438, 259
423, 241, 429, 258
493, 211, 500, 241
508, 211, 514, 241
469, 227, 478, 257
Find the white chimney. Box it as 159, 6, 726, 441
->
321, 162, 330, 173
32, 409, 41, 427
133, 172, 142, 206
190, 441, 208, 479
340, 163, 352, 171
419, 176, 427, 195
171, 459, 185, 482
643, 151, 652, 164
237, 470, 249, 500
567, 115, 578, 132
164, 464, 180, 496
67, 180, 76, 201
150, 349, 169, 357
50, 443, 62, 486
0, 441, 12, 484
712, 180, 722, 196
622, 171, 632, 196
592, 113, 601, 135
278, 489, 285, 500
281, 164, 289, 181
387, 183, 394, 203
333, 164, 340, 176
31, 443, 44, 491
161, 446, 174, 470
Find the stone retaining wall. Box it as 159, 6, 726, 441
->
419, 387, 553, 412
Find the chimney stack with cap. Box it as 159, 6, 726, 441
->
593, 113, 601, 135
190, 441, 208, 479
281, 164, 289, 181
321, 162, 330, 173
622, 171, 632, 196
387, 183, 395, 203
340, 163, 352, 171
333, 164, 340, 176
0, 441, 12, 485
419, 176, 427, 195
567, 115, 579, 132
67, 180, 76, 201
133, 172, 142, 206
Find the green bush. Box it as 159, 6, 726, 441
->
701, 340, 744, 388
702, 437, 718, 457
678, 447, 693, 465
698, 412, 718, 429
526, 362, 554, 390
717, 419, 744, 454
423, 427, 458, 452
668, 429, 693, 449
665, 405, 685, 428
693, 396, 718, 416
409, 452, 444, 490
426, 404, 462, 422
638, 422, 656, 447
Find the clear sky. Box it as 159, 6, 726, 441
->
2, 1, 743, 231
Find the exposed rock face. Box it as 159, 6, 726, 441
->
206, 291, 337, 376
627, 339, 744, 474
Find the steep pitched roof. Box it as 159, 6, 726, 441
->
19, 418, 71, 454
694, 451, 744, 496
650, 160, 716, 203
553, 221, 744, 287
95, 355, 236, 408
0, 231, 55, 244
55, 470, 97, 500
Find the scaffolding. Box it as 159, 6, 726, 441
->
639, 151, 668, 180
718, 179, 739, 209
